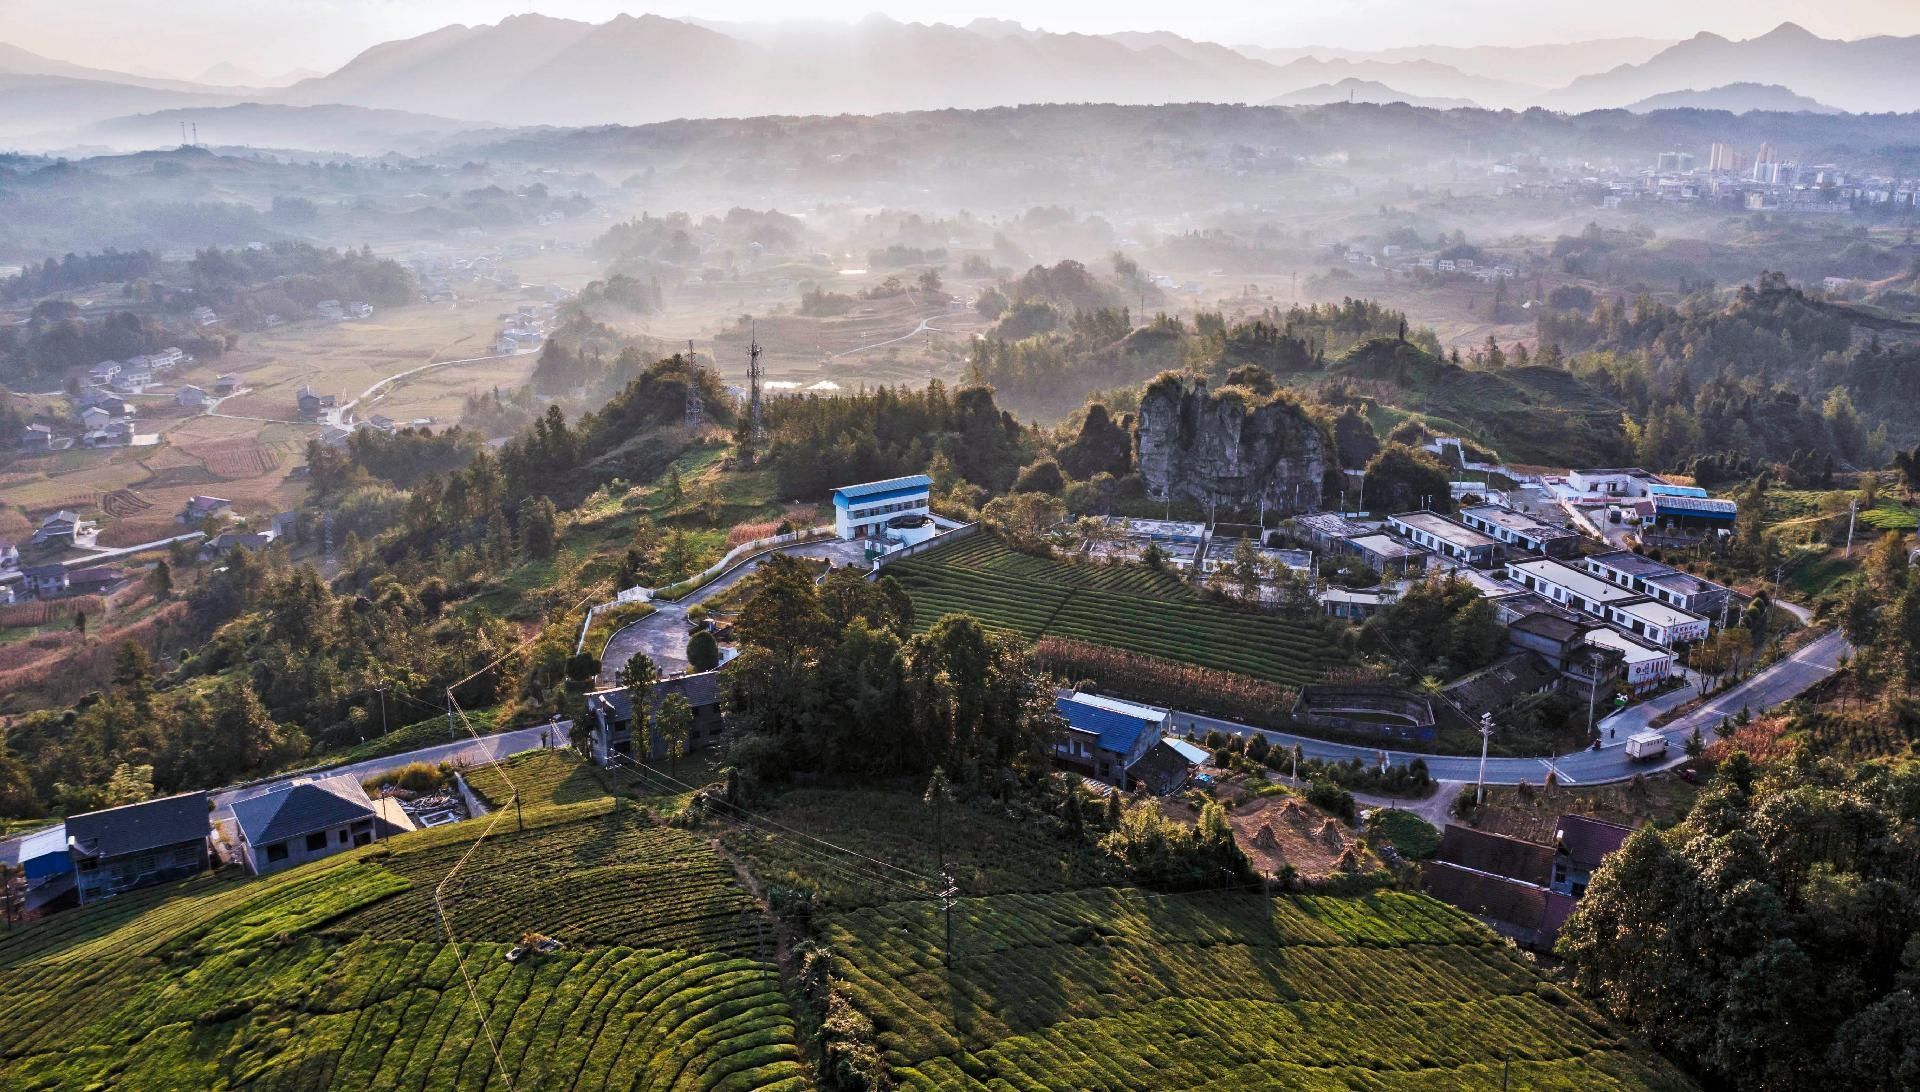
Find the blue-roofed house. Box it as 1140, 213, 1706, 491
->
1052, 692, 1171, 785
1, 824, 76, 912
831, 475, 931, 540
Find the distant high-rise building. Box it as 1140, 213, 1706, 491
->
1708, 143, 1737, 172
1754, 142, 1777, 165
1656, 151, 1695, 173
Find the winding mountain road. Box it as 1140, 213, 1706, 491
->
1180, 629, 1850, 787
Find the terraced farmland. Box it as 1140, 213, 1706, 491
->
890, 533, 1348, 686
0, 755, 807, 1091
821, 887, 1689, 1091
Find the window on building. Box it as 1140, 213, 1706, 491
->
266, 842, 289, 863
338, 829, 351, 845
306, 832, 328, 852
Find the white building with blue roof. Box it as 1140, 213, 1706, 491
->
1053, 692, 1171, 785
831, 474, 932, 540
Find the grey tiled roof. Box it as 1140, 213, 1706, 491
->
231, 777, 374, 847
591, 671, 724, 721
67, 792, 210, 859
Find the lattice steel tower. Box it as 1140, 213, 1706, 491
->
684, 339, 704, 430
745, 324, 765, 461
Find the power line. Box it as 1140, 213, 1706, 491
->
429, 585, 604, 1092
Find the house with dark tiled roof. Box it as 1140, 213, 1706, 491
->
66, 792, 210, 904
585, 671, 726, 765
1128, 738, 1205, 796
1441, 651, 1561, 724
1419, 816, 1635, 950
229, 775, 409, 875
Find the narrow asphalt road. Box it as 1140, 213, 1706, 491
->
597, 538, 871, 683
210, 721, 566, 820
1179, 629, 1851, 786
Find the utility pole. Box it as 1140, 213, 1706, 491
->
1845, 498, 1858, 558
445, 694, 458, 741
378, 685, 388, 737
1476, 712, 1494, 805
939, 868, 958, 968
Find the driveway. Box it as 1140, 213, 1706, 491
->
1176, 629, 1851, 787
597, 538, 870, 683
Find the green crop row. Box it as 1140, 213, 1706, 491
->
335, 813, 762, 955
813, 885, 1686, 1090
0, 936, 807, 1092
894, 543, 1346, 687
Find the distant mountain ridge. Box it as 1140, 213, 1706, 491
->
1548, 23, 1920, 113
1, 18, 1914, 150
1627, 83, 1841, 115
1266, 79, 1477, 111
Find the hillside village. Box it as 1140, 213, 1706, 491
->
4, 11, 1920, 1087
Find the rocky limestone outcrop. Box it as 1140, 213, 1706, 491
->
1134, 374, 1326, 515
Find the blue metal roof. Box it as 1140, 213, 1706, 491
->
15, 825, 72, 880
832, 475, 932, 502
1647, 484, 1709, 498
1056, 697, 1154, 755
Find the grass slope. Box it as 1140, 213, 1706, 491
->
890, 534, 1348, 687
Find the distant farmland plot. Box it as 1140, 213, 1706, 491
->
890, 533, 1346, 687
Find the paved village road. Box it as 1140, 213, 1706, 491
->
596, 538, 871, 683
210, 722, 564, 820
1178, 629, 1851, 786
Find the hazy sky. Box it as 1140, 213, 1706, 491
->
12, 0, 1920, 81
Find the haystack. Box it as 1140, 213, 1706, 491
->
1317, 818, 1346, 849
1253, 823, 1279, 850
1335, 844, 1365, 873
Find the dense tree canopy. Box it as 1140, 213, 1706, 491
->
1560, 755, 1920, 1091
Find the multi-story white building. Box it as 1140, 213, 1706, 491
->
831, 474, 932, 540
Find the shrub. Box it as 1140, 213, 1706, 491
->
1305, 781, 1355, 822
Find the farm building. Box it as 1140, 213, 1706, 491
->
1128, 739, 1201, 796
229, 775, 406, 875
180, 495, 234, 524
295, 386, 339, 419
1, 824, 75, 911
1052, 692, 1170, 786
1388, 512, 1502, 567
1293, 512, 1369, 553
1342, 532, 1425, 575
1320, 587, 1395, 620
1419, 816, 1633, 950
1564, 468, 1664, 498
1506, 559, 1643, 618
66, 792, 211, 904
20, 564, 67, 598
1583, 550, 1731, 621
585, 671, 727, 766
1646, 484, 1738, 530
831, 474, 932, 540
66, 567, 123, 595
1441, 651, 1562, 724
1606, 598, 1709, 648
0, 541, 19, 569
1455, 504, 1583, 559
176, 385, 212, 408
1582, 626, 1674, 694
